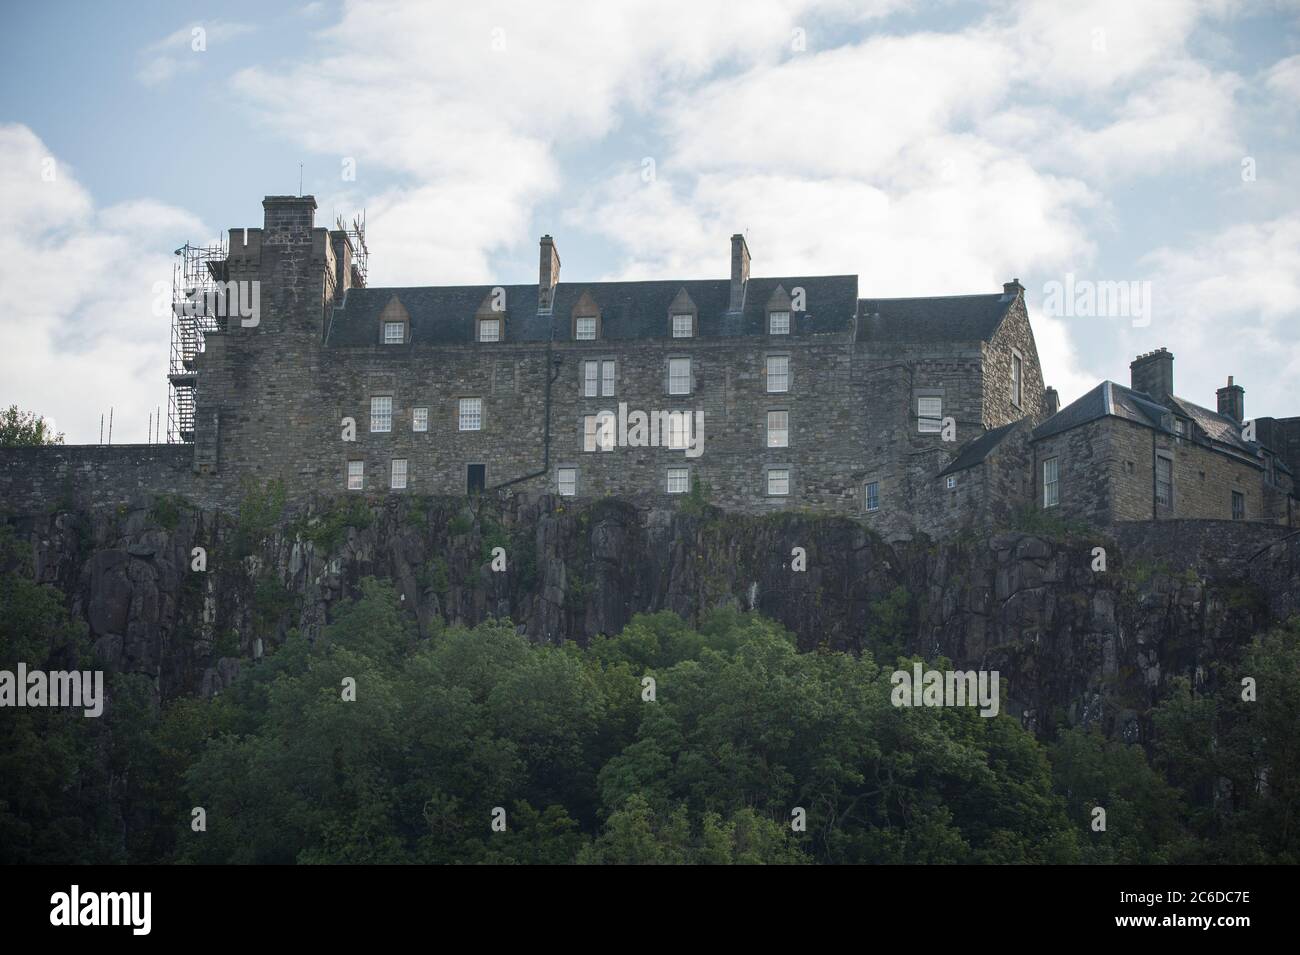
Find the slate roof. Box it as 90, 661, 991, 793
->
938, 421, 1023, 477
1033, 381, 1263, 462
325, 275, 860, 346
857, 292, 1015, 344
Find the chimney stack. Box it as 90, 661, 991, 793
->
1003, 278, 1025, 299
1130, 347, 1174, 402
538, 235, 560, 313
729, 233, 750, 313
1043, 386, 1059, 416
1216, 375, 1245, 423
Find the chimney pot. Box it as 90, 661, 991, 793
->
1217, 375, 1245, 423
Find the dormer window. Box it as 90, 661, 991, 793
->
575, 316, 597, 340
478, 317, 501, 342
383, 321, 405, 344
376, 294, 412, 344
769, 311, 790, 335
672, 314, 694, 338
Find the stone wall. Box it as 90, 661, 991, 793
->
0, 444, 204, 512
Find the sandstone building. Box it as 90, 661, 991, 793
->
1, 193, 1295, 539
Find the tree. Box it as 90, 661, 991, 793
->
0, 405, 63, 446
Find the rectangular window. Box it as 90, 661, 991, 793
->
672, 314, 693, 338
583, 414, 615, 452
383, 322, 404, 345
575, 316, 597, 340
1155, 455, 1172, 507
1043, 457, 1060, 508
584, 360, 599, 397
412, 407, 428, 432
668, 357, 692, 395
666, 467, 690, 494
1011, 353, 1023, 407
1232, 490, 1245, 520
767, 468, 790, 496
370, 396, 392, 433
918, 396, 943, 433
459, 397, 482, 432
946, 475, 957, 490
766, 355, 789, 393
769, 311, 790, 335
602, 360, 616, 397
865, 481, 879, 512
666, 411, 691, 450
347, 460, 364, 491
767, 410, 788, 448
558, 467, 577, 497
479, 318, 500, 342
391, 458, 408, 490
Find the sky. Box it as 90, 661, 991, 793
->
0, 0, 1297, 444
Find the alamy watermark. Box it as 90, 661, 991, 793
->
0, 663, 104, 717
1042, 274, 1152, 328
590, 403, 705, 457
890, 663, 1000, 717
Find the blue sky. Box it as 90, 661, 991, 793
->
1, 0, 1298, 443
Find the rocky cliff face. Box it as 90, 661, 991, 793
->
7, 493, 1297, 743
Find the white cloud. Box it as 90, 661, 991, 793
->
0, 125, 207, 443
137, 20, 257, 86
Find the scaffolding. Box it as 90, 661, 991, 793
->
167, 241, 228, 443
337, 212, 369, 289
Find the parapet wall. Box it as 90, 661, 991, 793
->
0, 444, 206, 513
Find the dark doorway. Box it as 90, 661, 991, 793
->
467, 464, 486, 495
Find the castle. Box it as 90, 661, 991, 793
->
2, 193, 1296, 538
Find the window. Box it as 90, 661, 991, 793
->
1155, 455, 1172, 507
767, 410, 788, 448
946, 475, 957, 490
383, 321, 404, 345
1174, 418, 1187, 437
391, 458, 408, 490
1011, 352, 1023, 407
558, 467, 577, 497
769, 311, 790, 335
412, 407, 428, 432
583, 413, 615, 452
575, 316, 597, 340
602, 360, 616, 397
370, 396, 392, 433
666, 411, 692, 450
767, 467, 790, 496
672, 314, 693, 338
459, 397, 482, 432
1232, 490, 1245, 520
478, 318, 500, 343
668, 357, 692, 395
666, 467, 689, 494
865, 481, 879, 512
347, 460, 364, 491
918, 396, 943, 433
1043, 457, 1059, 508
766, 355, 789, 393
586, 359, 614, 397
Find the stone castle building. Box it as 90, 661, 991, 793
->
2, 193, 1296, 539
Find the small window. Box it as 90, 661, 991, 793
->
558, 467, 577, 497
672, 314, 693, 338
918, 396, 942, 433
479, 318, 500, 343
767, 467, 790, 496
865, 481, 879, 512
766, 355, 789, 393
391, 458, 408, 490
412, 407, 428, 432
666, 467, 690, 494
1011, 352, 1023, 407
347, 460, 364, 491
584, 413, 615, 452
575, 316, 597, 340
1155, 455, 1172, 507
946, 475, 957, 489
1043, 457, 1059, 508
602, 360, 616, 397
1232, 490, 1245, 520
668, 357, 692, 395
665, 411, 692, 450
583, 360, 599, 397
370, 396, 392, 433
767, 410, 788, 448
383, 321, 404, 345
769, 311, 790, 335
1174, 418, 1187, 437
459, 397, 482, 432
